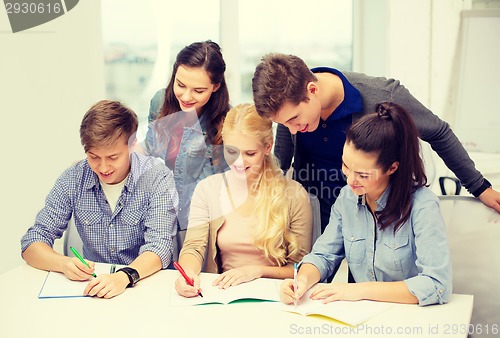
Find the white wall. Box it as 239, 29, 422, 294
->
0, 1, 105, 272
353, 0, 484, 193
352, 0, 390, 76
354, 0, 470, 116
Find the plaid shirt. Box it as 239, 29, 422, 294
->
21, 153, 178, 268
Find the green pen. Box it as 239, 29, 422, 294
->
70, 246, 97, 278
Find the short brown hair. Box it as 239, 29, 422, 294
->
252, 53, 317, 118
80, 100, 138, 152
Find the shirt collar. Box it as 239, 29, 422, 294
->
82, 153, 140, 193
355, 184, 391, 211
122, 152, 146, 193
311, 66, 362, 121
81, 160, 99, 191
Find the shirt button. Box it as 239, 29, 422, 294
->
351, 236, 355, 240
110, 223, 114, 228
110, 246, 116, 252
84, 220, 89, 225
322, 123, 327, 128
323, 137, 328, 142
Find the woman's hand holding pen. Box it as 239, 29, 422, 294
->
175, 269, 202, 298
62, 256, 96, 281
280, 263, 321, 304
280, 276, 308, 305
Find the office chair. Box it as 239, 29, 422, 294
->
439, 176, 462, 195
438, 195, 499, 338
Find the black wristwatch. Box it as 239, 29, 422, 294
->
117, 267, 140, 287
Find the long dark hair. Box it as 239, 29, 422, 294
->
346, 101, 428, 231
158, 40, 230, 147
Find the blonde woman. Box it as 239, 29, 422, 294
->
175, 104, 313, 297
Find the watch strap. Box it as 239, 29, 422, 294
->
117, 267, 140, 287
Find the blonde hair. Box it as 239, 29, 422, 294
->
222, 104, 300, 266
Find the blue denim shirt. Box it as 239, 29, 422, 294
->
21, 153, 178, 268
302, 185, 452, 306
142, 89, 226, 230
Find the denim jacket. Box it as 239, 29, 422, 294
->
302, 184, 452, 306
142, 89, 226, 230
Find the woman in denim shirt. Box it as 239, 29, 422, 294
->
280, 102, 452, 306
139, 41, 230, 232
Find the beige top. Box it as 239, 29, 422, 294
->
179, 173, 313, 273
218, 210, 274, 271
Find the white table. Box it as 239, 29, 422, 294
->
0, 264, 474, 338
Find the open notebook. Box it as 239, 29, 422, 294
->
171, 274, 392, 325
170, 273, 281, 306
270, 286, 393, 326
38, 262, 123, 299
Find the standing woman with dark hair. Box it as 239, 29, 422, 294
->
138, 40, 230, 233
280, 101, 452, 307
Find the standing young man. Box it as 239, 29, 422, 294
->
252, 53, 500, 231
21, 100, 178, 298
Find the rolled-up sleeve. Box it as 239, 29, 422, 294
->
274, 123, 295, 172
139, 165, 178, 269
403, 193, 452, 306
21, 169, 74, 252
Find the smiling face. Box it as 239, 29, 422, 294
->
272, 84, 322, 134
173, 65, 220, 113
223, 133, 272, 183
86, 135, 131, 185
341, 141, 398, 201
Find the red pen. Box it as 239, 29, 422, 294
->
173, 262, 203, 297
